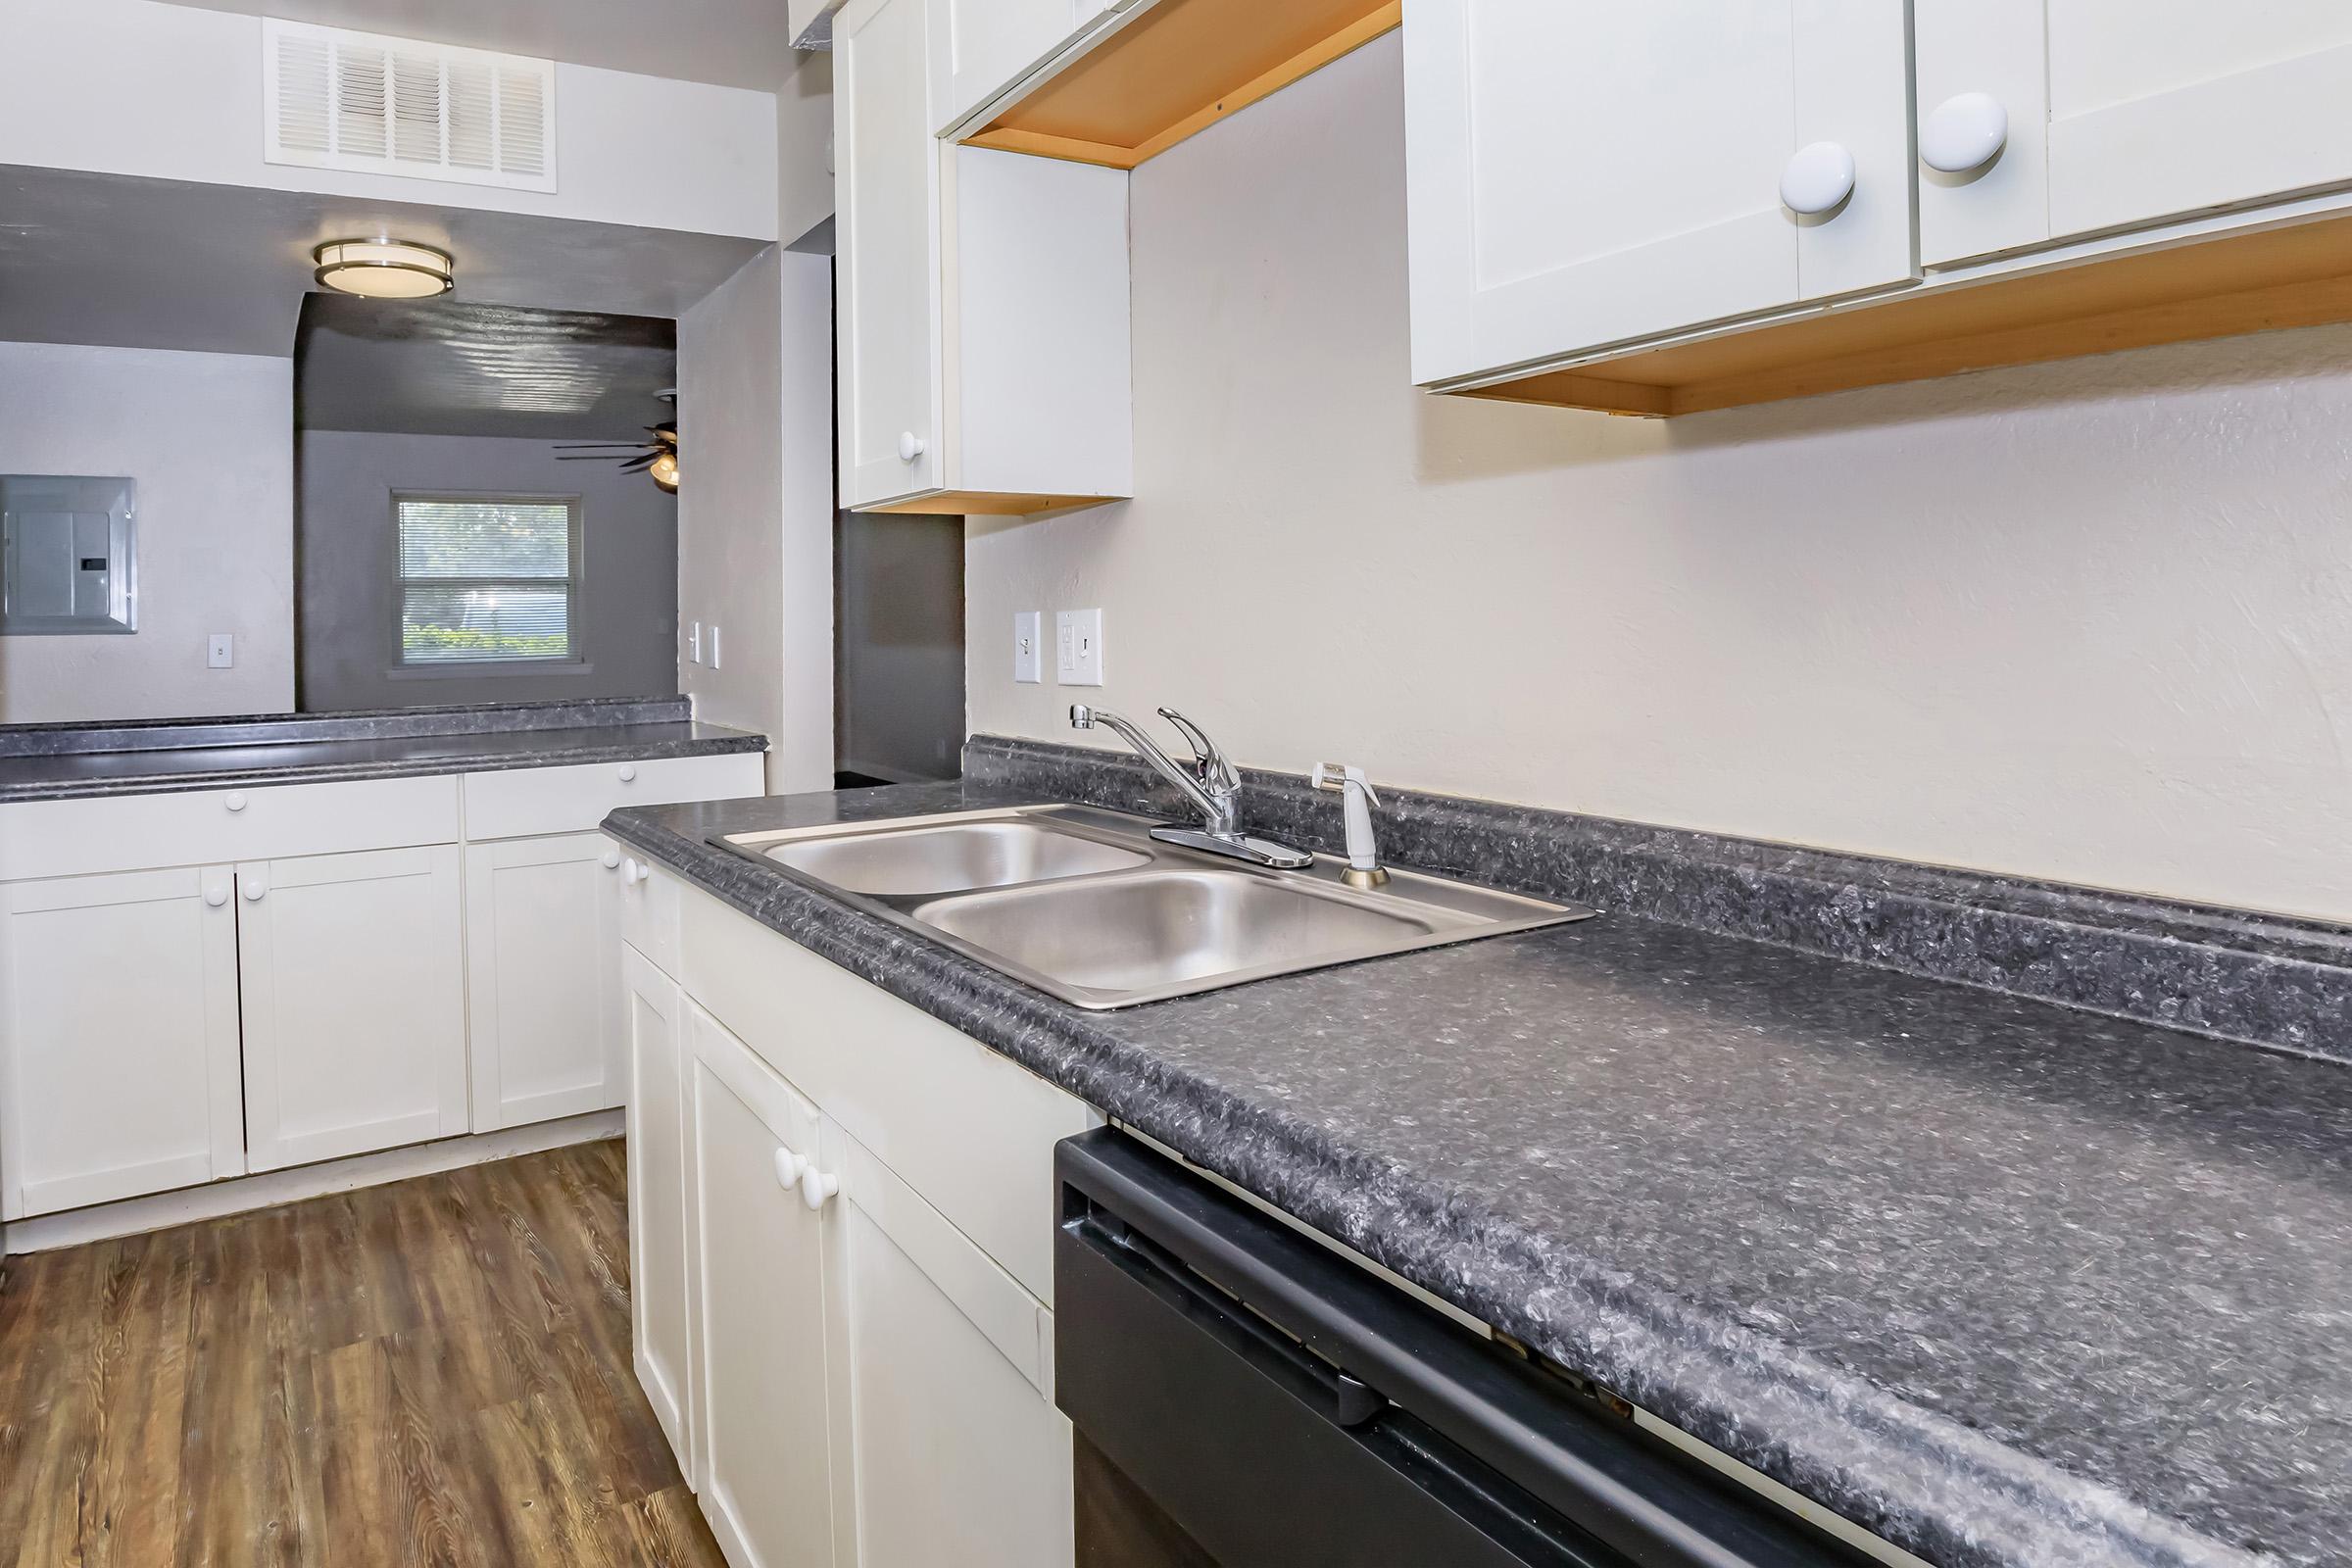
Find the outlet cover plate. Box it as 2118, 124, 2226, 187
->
1056, 609, 1103, 686
1013, 611, 1042, 683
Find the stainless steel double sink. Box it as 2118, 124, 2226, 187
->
713, 805, 1592, 1009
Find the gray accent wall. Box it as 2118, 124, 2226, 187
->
838, 511, 963, 782
297, 430, 678, 711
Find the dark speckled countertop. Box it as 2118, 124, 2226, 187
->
607, 778, 2352, 1568
0, 696, 764, 801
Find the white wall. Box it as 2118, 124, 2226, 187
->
777, 48, 835, 248
677, 248, 835, 787
0, 342, 294, 722
0, 0, 779, 240
966, 35, 2352, 922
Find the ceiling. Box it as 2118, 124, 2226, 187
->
0, 164, 768, 358
297, 295, 677, 440
146, 0, 805, 91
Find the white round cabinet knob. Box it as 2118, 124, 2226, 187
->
601, 848, 622, 870
617, 763, 638, 784
800, 1165, 840, 1211
1921, 92, 2008, 174
1780, 141, 1855, 216
773, 1147, 807, 1190
897, 430, 926, 463
204, 885, 230, 908
224, 793, 248, 813
242, 880, 267, 902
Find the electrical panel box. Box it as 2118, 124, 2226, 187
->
0, 475, 137, 635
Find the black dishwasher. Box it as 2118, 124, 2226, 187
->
1054, 1130, 1869, 1568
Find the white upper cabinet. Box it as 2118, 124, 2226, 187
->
1920, 0, 2352, 265
836, 0, 1133, 515
840, 0, 948, 507
1404, 0, 1915, 386
929, 0, 1116, 131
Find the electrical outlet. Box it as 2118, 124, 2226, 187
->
207, 633, 234, 669
1055, 609, 1103, 687
1013, 611, 1042, 683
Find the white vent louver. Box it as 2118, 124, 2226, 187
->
265, 19, 556, 192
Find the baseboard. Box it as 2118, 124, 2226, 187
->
0, 1108, 625, 1256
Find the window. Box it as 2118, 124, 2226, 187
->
394, 495, 579, 666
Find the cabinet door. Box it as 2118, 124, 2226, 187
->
1920, 1, 2352, 263
838, 0, 946, 507
686, 1003, 834, 1568
2048, 0, 2352, 237
813, 1117, 1071, 1568
929, 0, 1086, 130
624, 947, 697, 1478
1403, 0, 1914, 385
465, 833, 624, 1132
236, 845, 467, 1172
0, 866, 244, 1219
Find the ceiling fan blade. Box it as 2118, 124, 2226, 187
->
556, 454, 632, 464
554, 442, 652, 451
619, 455, 660, 473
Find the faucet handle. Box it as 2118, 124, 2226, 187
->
1311, 761, 1380, 807
1157, 708, 1239, 794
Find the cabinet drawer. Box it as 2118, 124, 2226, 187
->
679, 881, 1102, 1305
0, 774, 461, 883
464, 753, 763, 841
618, 848, 685, 980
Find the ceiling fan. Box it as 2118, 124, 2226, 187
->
557, 390, 680, 493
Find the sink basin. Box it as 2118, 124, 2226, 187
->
915, 869, 1437, 995
715, 805, 1592, 1008
759, 818, 1148, 896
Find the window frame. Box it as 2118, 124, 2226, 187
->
388, 489, 586, 674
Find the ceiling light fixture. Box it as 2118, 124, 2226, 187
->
313, 238, 455, 299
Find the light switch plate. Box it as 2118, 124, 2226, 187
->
710, 624, 723, 670
1056, 609, 1103, 687
208, 633, 233, 668
688, 621, 702, 664
1013, 611, 1042, 683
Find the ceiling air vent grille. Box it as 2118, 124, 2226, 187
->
264, 19, 557, 192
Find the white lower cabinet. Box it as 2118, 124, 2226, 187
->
685, 1003, 835, 1568
642, 890, 1083, 1568
0, 866, 245, 1220
625, 945, 697, 1476
465, 833, 627, 1131
0, 758, 756, 1226
819, 1118, 1072, 1568
236, 845, 468, 1172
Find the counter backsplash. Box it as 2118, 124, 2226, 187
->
964, 735, 2351, 1065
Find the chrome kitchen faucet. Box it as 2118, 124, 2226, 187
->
1068, 705, 1312, 869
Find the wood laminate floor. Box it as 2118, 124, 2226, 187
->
0, 1141, 723, 1568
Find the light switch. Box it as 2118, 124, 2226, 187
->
1056, 609, 1103, 687
710, 624, 722, 670
1013, 611, 1042, 683
208, 633, 234, 669
688, 621, 703, 664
